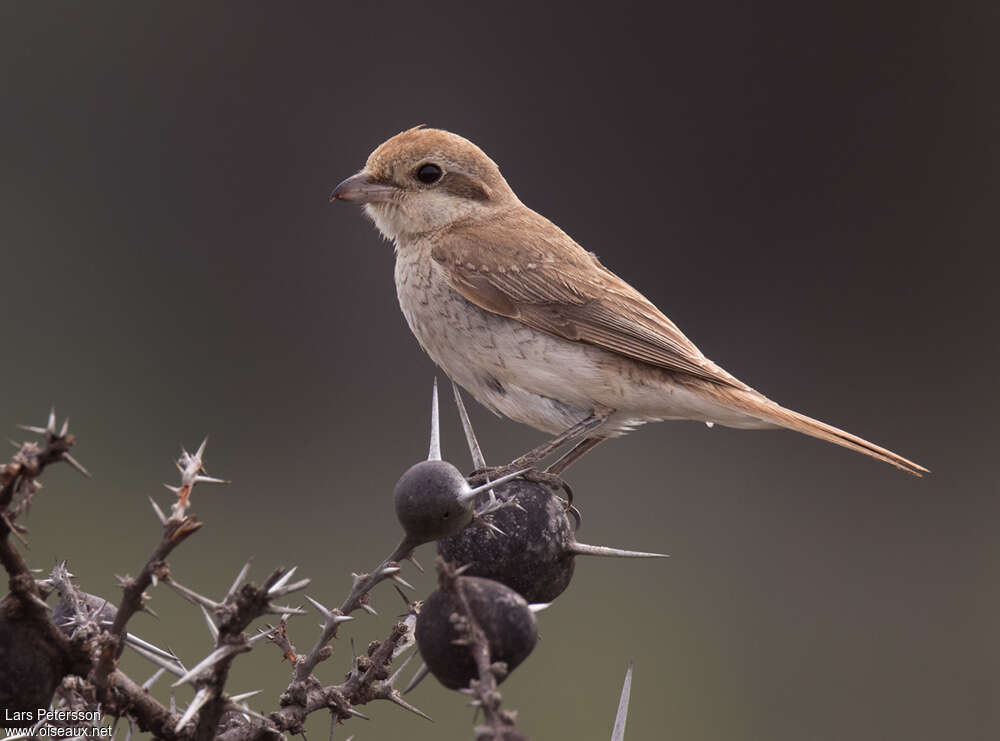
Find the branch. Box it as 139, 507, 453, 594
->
439, 560, 527, 741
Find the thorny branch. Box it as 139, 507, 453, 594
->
0, 413, 435, 741
438, 560, 527, 741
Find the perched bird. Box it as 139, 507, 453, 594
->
331, 127, 926, 476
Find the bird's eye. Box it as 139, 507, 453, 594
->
416, 163, 443, 184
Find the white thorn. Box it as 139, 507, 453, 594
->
305, 595, 333, 619
126, 643, 184, 677
164, 579, 221, 610
266, 604, 307, 615
388, 652, 415, 687
267, 566, 298, 594
528, 603, 551, 614
568, 542, 669, 559
226, 559, 254, 601
59, 417, 69, 438
62, 453, 91, 478
452, 382, 486, 470
141, 667, 167, 690
270, 577, 311, 597
611, 662, 633, 741
148, 496, 167, 525
125, 633, 177, 662
174, 687, 213, 732
47, 408, 57, 434
391, 574, 415, 591
194, 437, 209, 462
172, 645, 240, 687
199, 604, 219, 641
388, 691, 434, 722
229, 690, 263, 703
463, 468, 528, 500
427, 378, 441, 461
194, 474, 228, 485
403, 662, 430, 695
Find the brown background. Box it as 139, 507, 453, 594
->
1, 2, 996, 739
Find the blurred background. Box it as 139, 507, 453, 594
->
0, 2, 996, 739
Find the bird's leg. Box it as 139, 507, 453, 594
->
546, 436, 607, 475
510, 412, 609, 470
468, 413, 609, 496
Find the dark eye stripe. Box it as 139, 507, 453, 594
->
440, 172, 490, 201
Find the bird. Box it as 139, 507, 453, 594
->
330, 126, 927, 477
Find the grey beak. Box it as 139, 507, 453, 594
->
329, 171, 397, 204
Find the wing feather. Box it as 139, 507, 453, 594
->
431, 210, 745, 388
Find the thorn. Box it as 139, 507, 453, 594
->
47, 408, 56, 434
463, 468, 529, 499
305, 595, 333, 620
141, 667, 167, 690
388, 690, 434, 722
194, 437, 208, 462
164, 484, 182, 494
528, 603, 551, 614
451, 382, 487, 470
229, 690, 263, 703
345, 708, 370, 721
568, 542, 669, 559
266, 604, 307, 615
407, 554, 424, 573
480, 521, 506, 537
174, 687, 213, 732
164, 579, 221, 611
388, 652, 415, 687
27, 592, 50, 611
380, 566, 401, 576
391, 574, 415, 591
359, 603, 378, 616
403, 663, 430, 695
17, 425, 47, 435
58, 418, 69, 438
127, 643, 184, 678
226, 559, 254, 601
270, 577, 311, 597
125, 633, 178, 662
62, 453, 91, 478
194, 474, 229, 485
148, 496, 167, 525
231, 703, 269, 723
427, 378, 441, 462
172, 645, 241, 687
248, 627, 278, 644
6, 438, 20, 449
268, 566, 298, 594
199, 604, 219, 641
611, 662, 633, 741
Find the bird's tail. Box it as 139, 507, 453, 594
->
728, 393, 929, 476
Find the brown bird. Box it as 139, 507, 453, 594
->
331, 127, 927, 477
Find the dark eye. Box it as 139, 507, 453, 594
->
416, 163, 443, 184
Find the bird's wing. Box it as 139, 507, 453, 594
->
431, 210, 745, 388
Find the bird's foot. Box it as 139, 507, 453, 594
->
468, 466, 574, 509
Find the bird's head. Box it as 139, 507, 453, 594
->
330, 127, 516, 242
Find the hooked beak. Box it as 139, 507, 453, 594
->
329, 171, 398, 204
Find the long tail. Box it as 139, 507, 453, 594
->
726, 392, 929, 476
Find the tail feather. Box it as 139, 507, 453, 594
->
718, 390, 929, 476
